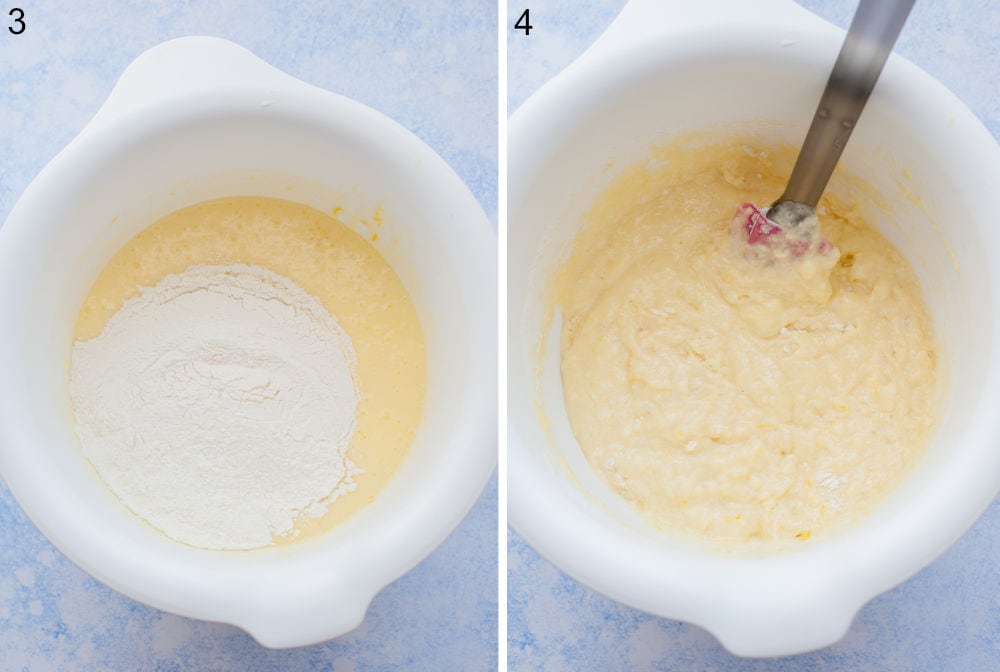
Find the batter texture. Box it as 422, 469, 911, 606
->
553, 138, 939, 548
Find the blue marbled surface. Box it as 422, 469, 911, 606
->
508, 1, 1000, 670
0, 2, 497, 670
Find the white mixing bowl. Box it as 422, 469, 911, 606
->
0, 37, 496, 648
509, 0, 1000, 657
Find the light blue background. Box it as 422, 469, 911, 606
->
508, 1, 1000, 670
0, 2, 497, 670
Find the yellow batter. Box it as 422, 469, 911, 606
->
552, 137, 940, 548
75, 196, 426, 544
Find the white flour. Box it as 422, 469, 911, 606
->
69, 264, 360, 550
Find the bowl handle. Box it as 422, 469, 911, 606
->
706, 583, 862, 656
582, 0, 838, 64
81, 36, 303, 135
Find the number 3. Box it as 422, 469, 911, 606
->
8, 7, 25, 35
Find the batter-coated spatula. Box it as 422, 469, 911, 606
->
733, 0, 916, 251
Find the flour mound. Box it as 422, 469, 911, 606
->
70, 264, 360, 550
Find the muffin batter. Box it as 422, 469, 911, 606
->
74, 197, 426, 545
553, 137, 939, 548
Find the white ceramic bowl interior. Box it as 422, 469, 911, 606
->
509, 0, 1000, 657
0, 37, 496, 648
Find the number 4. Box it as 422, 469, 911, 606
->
515, 9, 532, 36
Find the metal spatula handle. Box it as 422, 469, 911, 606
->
774, 0, 915, 209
